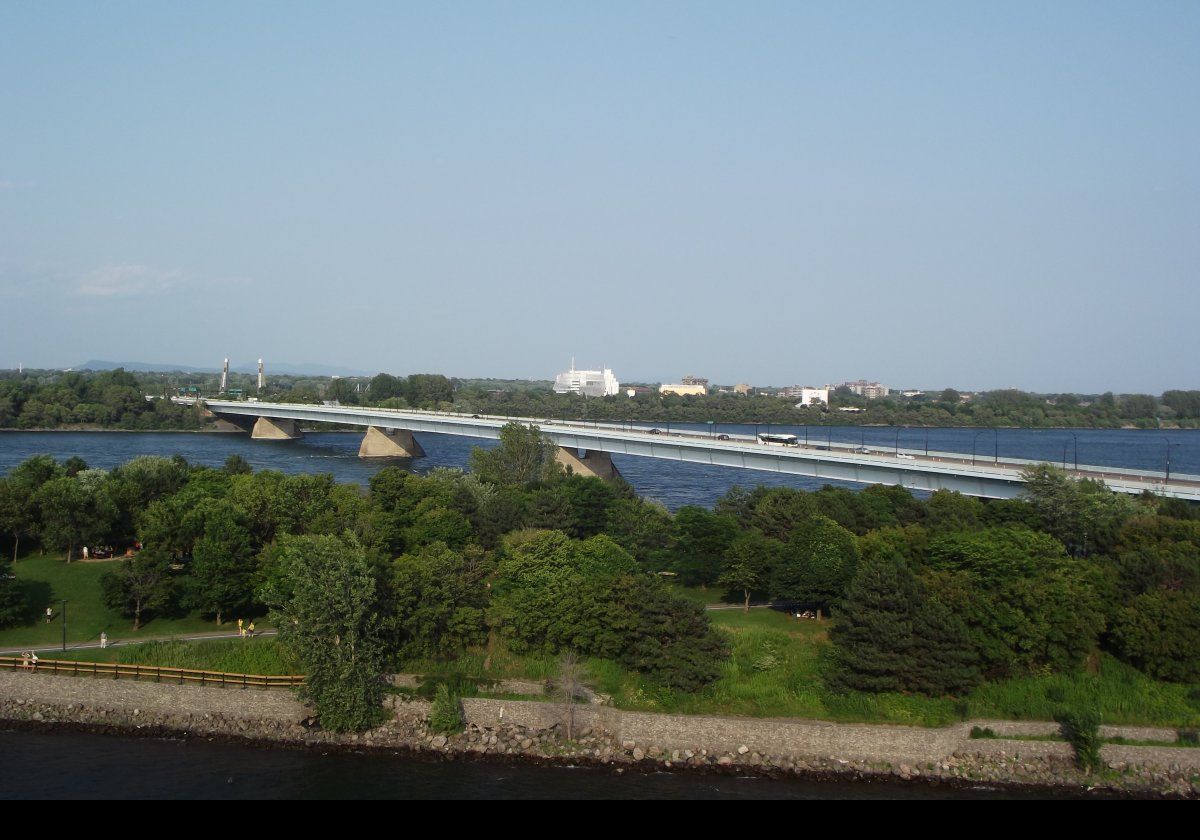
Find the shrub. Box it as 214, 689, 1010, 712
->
430, 684, 464, 735
1058, 708, 1103, 772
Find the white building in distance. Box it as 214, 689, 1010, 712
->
553, 360, 620, 397
793, 386, 830, 407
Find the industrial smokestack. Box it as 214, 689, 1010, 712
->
220, 358, 229, 392
257, 359, 265, 392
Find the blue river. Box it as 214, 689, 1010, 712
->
1, 425, 1197, 509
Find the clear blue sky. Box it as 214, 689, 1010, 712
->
1, 2, 1196, 392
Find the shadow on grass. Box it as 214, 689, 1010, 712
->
16, 580, 52, 626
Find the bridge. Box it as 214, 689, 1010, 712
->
180, 398, 1200, 501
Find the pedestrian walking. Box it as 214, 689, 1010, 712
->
100, 632, 108, 649
45, 606, 53, 624
238, 618, 245, 638
247, 621, 255, 638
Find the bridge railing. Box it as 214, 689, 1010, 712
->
192, 399, 1200, 489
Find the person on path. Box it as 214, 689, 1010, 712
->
247, 621, 255, 638
45, 606, 53, 624
238, 618, 245, 638
29, 652, 38, 670
100, 632, 108, 649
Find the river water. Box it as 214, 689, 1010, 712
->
0, 729, 1075, 799
1, 425, 1197, 510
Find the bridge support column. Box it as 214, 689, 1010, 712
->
358, 425, 425, 458
250, 416, 301, 440
556, 447, 621, 480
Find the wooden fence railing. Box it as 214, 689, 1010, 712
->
0, 656, 304, 689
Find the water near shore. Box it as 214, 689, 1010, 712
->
0, 728, 1069, 800
2, 425, 1197, 510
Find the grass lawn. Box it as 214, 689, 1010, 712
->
38, 637, 300, 676
0, 552, 259, 650
399, 607, 1200, 729
666, 582, 735, 606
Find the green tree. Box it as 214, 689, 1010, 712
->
183, 499, 257, 624
1021, 465, 1134, 556
719, 532, 779, 612
468, 422, 563, 487
827, 551, 923, 694
771, 514, 860, 611
670, 506, 740, 587
0, 476, 39, 562
259, 534, 387, 732
925, 489, 983, 533
35, 471, 117, 562
604, 497, 673, 571
390, 542, 492, 658
925, 527, 1105, 674
367, 372, 404, 403
1109, 590, 1200, 682
100, 549, 175, 630
0, 556, 26, 628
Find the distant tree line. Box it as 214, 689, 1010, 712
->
3, 367, 1198, 430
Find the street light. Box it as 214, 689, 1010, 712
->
1164, 439, 1182, 484
1063, 432, 1078, 472
894, 427, 901, 456
61, 600, 68, 653
971, 430, 987, 466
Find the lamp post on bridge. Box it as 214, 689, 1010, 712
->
972, 430, 987, 466
1062, 432, 1078, 472
1164, 439, 1181, 484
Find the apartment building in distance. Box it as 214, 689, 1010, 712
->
837, 380, 890, 399
660, 374, 708, 397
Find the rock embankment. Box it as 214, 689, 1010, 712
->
1, 672, 1197, 798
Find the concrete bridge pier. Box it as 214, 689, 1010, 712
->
358, 425, 425, 458
250, 416, 302, 440
556, 447, 621, 480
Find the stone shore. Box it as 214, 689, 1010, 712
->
1, 671, 1197, 798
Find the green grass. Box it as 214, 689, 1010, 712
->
38, 638, 300, 675
667, 582, 735, 606
0, 552, 258, 650
392, 608, 1200, 729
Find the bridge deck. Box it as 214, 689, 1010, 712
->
183, 399, 1200, 501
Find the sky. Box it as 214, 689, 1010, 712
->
1, 2, 1197, 393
